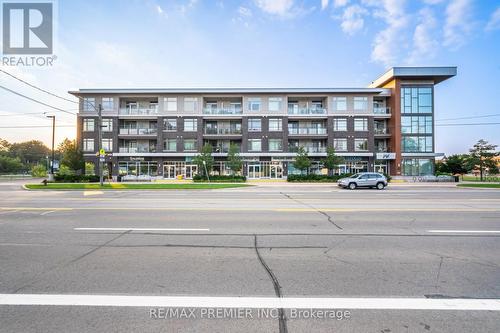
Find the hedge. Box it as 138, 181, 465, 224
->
193, 175, 246, 183
287, 174, 352, 182
53, 174, 100, 183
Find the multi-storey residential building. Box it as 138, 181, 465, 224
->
70, 67, 456, 180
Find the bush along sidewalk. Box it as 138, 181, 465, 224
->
193, 175, 246, 183
53, 174, 100, 183
287, 174, 352, 182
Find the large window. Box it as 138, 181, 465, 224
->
184, 97, 198, 112
333, 118, 347, 131
402, 158, 434, 176
401, 87, 433, 114
83, 97, 95, 112
102, 119, 113, 132
163, 118, 177, 131
332, 97, 347, 112
333, 138, 347, 151
184, 119, 197, 131
354, 138, 368, 151
269, 139, 283, 151
401, 116, 432, 134
353, 97, 368, 111
163, 139, 176, 152
183, 139, 197, 151
269, 118, 282, 131
354, 118, 368, 131
83, 138, 94, 152
268, 97, 282, 112
102, 97, 114, 111
248, 139, 262, 151
164, 97, 177, 112
83, 118, 95, 132
402, 136, 433, 153
248, 118, 262, 132
247, 98, 261, 112
101, 138, 113, 151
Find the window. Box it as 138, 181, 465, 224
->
164, 97, 177, 112
247, 98, 261, 112
184, 119, 197, 131
163, 139, 176, 152
401, 86, 433, 114
401, 116, 432, 134
101, 138, 113, 152
354, 138, 368, 151
183, 139, 197, 151
184, 97, 198, 112
333, 138, 347, 151
333, 97, 347, 112
269, 139, 283, 151
102, 97, 114, 111
248, 118, 262, 132
402, 158, 434, 176
83, 97, 95, 112
248, 139, 262, 151
354, 118, 368, 131
163, 118, 177, 131
268, 97, 282, 112
101, 119, 113, 132
402, 136, 433, 153
269, 118, 282, 131
83, 138, 94, 152
83, 119, 95, 132
333, 118, 347, 131
353, 97, 368, 111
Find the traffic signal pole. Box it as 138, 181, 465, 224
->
98, 104, 103, 186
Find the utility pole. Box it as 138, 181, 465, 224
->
46, 115, 55, 181
98, 103, 104, 186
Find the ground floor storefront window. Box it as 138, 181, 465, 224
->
119, 161, 158, 179
402, 158, 434, 176
163, 162, 198, 179
247, 161, 284, 179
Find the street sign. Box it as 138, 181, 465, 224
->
375, 153, 396, 160
99, 149, 106, 156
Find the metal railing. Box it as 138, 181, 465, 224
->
202, 108, 243, 115
118, 147, 156, 153
288, 127, 327, 135
373, 107, 391, 114
288, 146, 327, 153
288, 108, 327, 115
204, 128, 242, 135
374, 128, 390, 135
119, 128, 158, 135
119, 108, 159, 115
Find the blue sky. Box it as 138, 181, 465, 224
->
1, 0, 499, 154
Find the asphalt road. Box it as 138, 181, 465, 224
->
0, 180, 499, 332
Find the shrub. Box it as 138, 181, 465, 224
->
53, 174, 100, 183
193, 175, 246, 183
31, 164, 47, 177
287, 174, 352, 182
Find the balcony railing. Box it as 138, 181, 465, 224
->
119, 147, 156, 153
374, 128, 390, 135
119, 108, 159, 115
288, 108, 327, 115
288, 127, 327, 135
119, 128, 158, 135
203, 108, 242, 115
204, 128, 242, 135
288, 146, 327, 153
373, 107, 391, 114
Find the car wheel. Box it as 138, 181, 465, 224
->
376, 182, 385, 190
348, 182, 357, 190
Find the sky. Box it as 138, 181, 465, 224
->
0, 0, 499, 155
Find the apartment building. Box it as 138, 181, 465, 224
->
70, 67, 456, 180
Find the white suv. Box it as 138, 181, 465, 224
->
338, 172, 388, 190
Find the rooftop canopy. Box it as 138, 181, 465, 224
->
368, 66, 457, 88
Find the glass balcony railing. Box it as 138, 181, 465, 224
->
288, 146, 327, 153
373, 107, 391, 114
119, 128, 158, 135
288, 108, 327, 115
119, 108, 159, 115
374, 128, 390, 135
203, 108, 243, 115
204, 128, 242, 135
119, 147, 156, 153
288, 127, 327, 135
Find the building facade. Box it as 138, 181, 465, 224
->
70, 67, 456, 180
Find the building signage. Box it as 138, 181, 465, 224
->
376, 153, 396, 160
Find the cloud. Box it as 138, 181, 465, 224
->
333, 0, 349, 7
321, 0, 329, 10
444, 0, 473, 48
156, 5, 167, 18
408, 7, 439, 64
238, 6, 252, 17
339, 5, 368, 35
253, 0, 294, 17
486, 7, 500, 31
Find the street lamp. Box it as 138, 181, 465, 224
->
46, 115, 55, 181
202, 160, 210, 183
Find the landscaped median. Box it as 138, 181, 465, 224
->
24, 183, 250, 190
457, 183, 500, 189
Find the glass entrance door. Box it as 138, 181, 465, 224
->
270, 164, 283, 179
164, 165, 176, 179
248, 164, 261, 179
185, 165, 198, 179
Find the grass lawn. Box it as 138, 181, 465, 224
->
25, 183, 250, 190
457, 183, 500, 189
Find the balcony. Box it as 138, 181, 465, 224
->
203, 108, 242, 115
373, 107, 391, 115
288, 127, 327, 135
119, 147, 156, 153
204, 128, 242, 135
374, 128, 391, 136
119, 108, 159, 116
288, 146, 327, 153
119, 128, 158, 135
288, 108, 327, 115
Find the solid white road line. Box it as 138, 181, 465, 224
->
73, 227, 210, 232
0, 294, 499, 311
428, 230, 500, 234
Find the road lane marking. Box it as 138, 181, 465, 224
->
0, 294, 499, 311
83, 191, 103, 196
428, 230, 500, 234
40, 210, 55, 216
74, 228, 210, 232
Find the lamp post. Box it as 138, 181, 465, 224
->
46, 115, 55, 181
202, 160, 210, 183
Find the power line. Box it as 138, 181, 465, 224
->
436, 122, 500, 126
0, 125, 75, 128
0, 69, 78, 104
0, 85, 76, 115
0, 112, 47, 117
436, 113, 500, 122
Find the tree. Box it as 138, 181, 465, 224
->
193, 143, 214, 178
437, 154, 468, 175
0, 138, 10, 154
31, 164, 47, 177
226, 143, 243, 175
292, 146, 311, 175
8, 140, 50, 166
0, 155, 23, 173
468, 139, 499, 181
58, 139, 85, 174
322, 147, 345, 176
